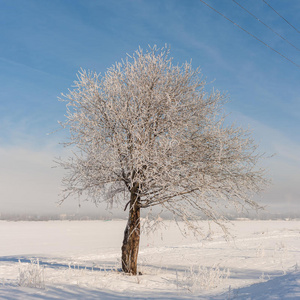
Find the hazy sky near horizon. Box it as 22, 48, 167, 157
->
0, 0, 299, 217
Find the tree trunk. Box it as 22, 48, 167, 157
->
121, 190, 141, 275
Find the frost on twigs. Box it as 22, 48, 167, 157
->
57, 45, 268, 236
180, 264, 230, 292
141, 211, 166, 236
18, 259, 45, 289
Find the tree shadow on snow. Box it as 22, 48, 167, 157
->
216, 270, 300, 300
1, 256, 299, 299
0, 284, 202, 300
0, 255, 121, 272
2, 272, 298, 300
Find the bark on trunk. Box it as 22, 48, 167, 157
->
121, 190, 141, 275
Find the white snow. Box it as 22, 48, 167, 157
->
0, 220, 299, 299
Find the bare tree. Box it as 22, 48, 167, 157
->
57, 46, 267, 275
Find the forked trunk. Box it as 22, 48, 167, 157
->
121, 191, 141, 275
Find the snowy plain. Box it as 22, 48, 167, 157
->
0, 219, 299, 299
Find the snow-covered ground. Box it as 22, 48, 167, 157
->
0, 220, 299, 299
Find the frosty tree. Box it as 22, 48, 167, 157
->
58, 46, 267, 275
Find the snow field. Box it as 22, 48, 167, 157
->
0, 220, 299, 299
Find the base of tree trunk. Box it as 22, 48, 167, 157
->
121, 193, 141, 275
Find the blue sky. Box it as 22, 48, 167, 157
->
0, 0, 299, 217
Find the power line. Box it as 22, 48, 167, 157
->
198, 0, 300, 69
262, 0, 300, 34
233, 0, 300, 52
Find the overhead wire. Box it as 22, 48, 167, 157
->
262, 0, 300, 34
198, 0, 300, 69
232, 0, 300, 52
